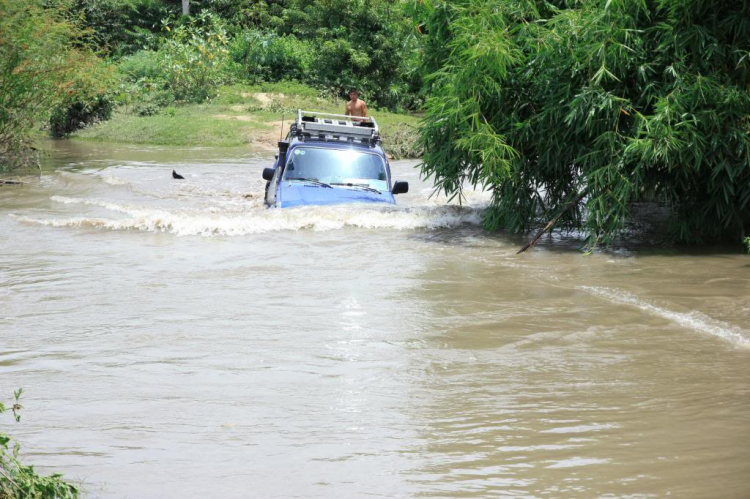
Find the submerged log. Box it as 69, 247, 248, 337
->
517, 190, 587, 254
0, 179, 25, 186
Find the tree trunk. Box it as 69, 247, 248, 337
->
182, 0, 189, 15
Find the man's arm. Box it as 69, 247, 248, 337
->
344, 102, 352, 116
361, 102, 369, 117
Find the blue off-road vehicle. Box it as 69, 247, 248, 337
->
262, 110, 408, 208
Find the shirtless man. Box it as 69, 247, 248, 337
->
345, 89, 368, 120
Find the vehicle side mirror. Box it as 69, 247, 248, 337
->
262, 168, 275, 181
392, 181, 409, 195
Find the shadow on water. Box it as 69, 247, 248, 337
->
408, 197, 746, 256
410, 224, 747, 258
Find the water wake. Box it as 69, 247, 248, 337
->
14, 195, 483, 236
579, 285, 750, 348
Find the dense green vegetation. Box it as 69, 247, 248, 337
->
0, 0, 421, 172
74, 0, 422, 109
224, 0, 422, 108
409, 0, 750, 245
0, 0, 113, 172
1, 390, 78, 499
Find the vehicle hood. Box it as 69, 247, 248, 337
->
278, 183, 395, 208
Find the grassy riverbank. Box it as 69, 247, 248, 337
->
72, 82, 422, 158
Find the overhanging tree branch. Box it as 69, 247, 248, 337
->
517, 189, 588, 254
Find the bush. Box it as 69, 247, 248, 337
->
0, 0, 114, 172
116, 51, 176, 113
50, 96, 114, 137
158, 12, 231, 102
114, 13, 231, 110
229, 31, 313, 83
381, 123, 422, 160
118, 50, 164, 81
1, 390, 78, 499
69, 0, 173, 56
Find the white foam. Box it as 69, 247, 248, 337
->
580, 286, 750, 348
101, 175, 129, 186
541, 423, 619, 434
17, 196, 483, 236
546, 457, 610, 469
50, 196, 146, 215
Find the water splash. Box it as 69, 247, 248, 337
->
14, 195, 483, 236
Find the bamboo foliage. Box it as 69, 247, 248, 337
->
409, 0, 750, 244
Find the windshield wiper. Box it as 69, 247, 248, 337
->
330, 182, 381, 194
286, 177, 332, 188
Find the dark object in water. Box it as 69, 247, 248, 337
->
172, 170, 185, 180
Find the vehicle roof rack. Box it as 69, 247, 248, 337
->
292, 110, 380, 145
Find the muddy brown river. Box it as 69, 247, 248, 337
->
1, 140, 749, 498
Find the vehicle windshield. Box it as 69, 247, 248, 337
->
282, 147, 388, 191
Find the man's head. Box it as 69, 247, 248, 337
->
348, 89, 359, 101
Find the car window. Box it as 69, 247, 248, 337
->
283, 147, 388, 190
